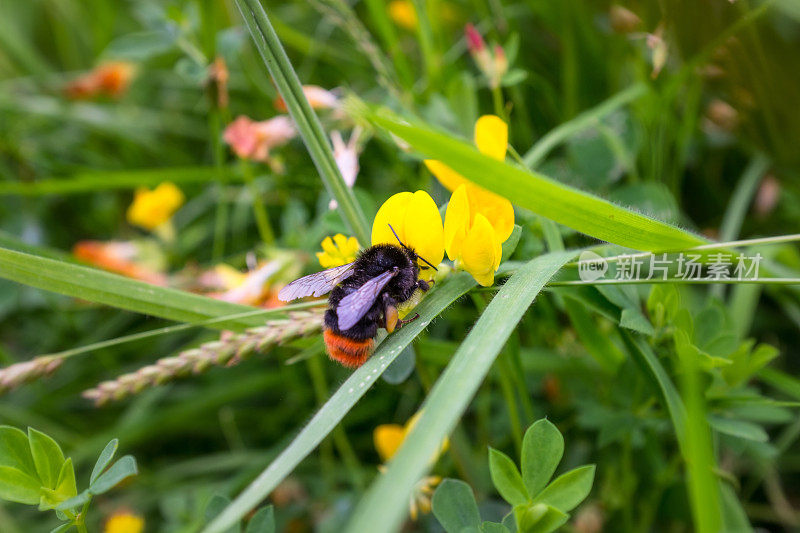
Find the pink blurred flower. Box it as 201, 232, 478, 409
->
464, 24, 508, 88
223, 115, 296, 162
465, 23, 486, 55
274, 85, 339, 112
755, 175, 780, 218
329, 127, 363, 209
646, 28, 668, 79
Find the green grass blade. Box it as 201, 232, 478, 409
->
622, 333, 687, 446
234, 0, 370, 245
369, 111, 706, 252
718, 154, 771, 243
344, 251, 576, 533
523, 83, 648, 169
622, 332, 728, 532
0, 247, 267, 331
0, 166, 241, 197
41, 303, 322, 361
202, 273, 477, 533
680, 343, 723, 532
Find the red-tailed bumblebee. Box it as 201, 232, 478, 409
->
278, 225, 436, 367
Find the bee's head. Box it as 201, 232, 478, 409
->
387, 223, 438, 273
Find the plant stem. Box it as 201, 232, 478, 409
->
491, 85, 506, 121
239, 159, 275, 245
211, 108, 230, 260
235, 0, 371, 244
497, 353, 523, 456
306, 351, 364, 489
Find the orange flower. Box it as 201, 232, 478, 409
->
65, 62, 135, 99
223, 115, 296, 162
73, 240, 167, 286
208, 262, 282, 307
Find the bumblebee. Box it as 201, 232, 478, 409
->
278, 226, 436, 367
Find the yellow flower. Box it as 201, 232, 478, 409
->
317, 234, 360, 268
374, 412, 448, 521
373, 412, 449, 464
371, 190, 444, 280
104, 511, 144, 533
126, 182, 185, 231
389, 0, 418, 30
425, 115, 515, 286
409, 475, 442, 521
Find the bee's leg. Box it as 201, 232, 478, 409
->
382, 294, 400, 333
417, 279, 432, 292
398, 313, 420, 327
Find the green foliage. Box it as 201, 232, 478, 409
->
0, 427, 137, 531
205, 494, 275, 533
431, 479, 482, 532
1, 0, 799, 531
435, 419, 595, 533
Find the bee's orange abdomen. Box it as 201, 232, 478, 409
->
323, 329, 375, 368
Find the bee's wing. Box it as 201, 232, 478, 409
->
336, 268, 398, 331
277, 262, 356, 302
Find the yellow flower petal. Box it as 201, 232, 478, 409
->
374, 424, 405, 462
126, 182, 185, 231
104, 512, 144, 533
461, 213, 499, 286
388, 0, 418, 30
494, 233, 503, 271
332, 233, 348, 250
465, 184, 515, 243
443, 184, 470, 261
403, 191, 444, 273
317, 234, 360, 267
372, 191, 444, 279
404, 412, 449, 461
424, 159, 468, 193
474, 115, 508, 161
320, 236, 337, 255
372, 191, 414, 246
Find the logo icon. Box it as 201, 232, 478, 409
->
578, 251, 608, 282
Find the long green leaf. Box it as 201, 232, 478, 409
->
622, 332, 728, 532
0, 166, 241, 197
369, 112, 706, 252
523, 83, 648, 168
344, 251, 576, 533
202, 273, 477, 533
0, 247, 267, 331
235, 0, 370, 245
622, 332, 687, 447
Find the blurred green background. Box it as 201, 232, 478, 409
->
1, 0, 800, 531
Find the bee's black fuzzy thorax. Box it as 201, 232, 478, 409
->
324, 243, 420, 339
